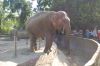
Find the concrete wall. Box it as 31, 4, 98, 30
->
17, 36, 100, 66
70, 36, 100, 66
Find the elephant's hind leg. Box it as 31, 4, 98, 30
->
30, 36, 37, 52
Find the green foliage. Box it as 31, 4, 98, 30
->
1, 0, 100, 33
37, 0, 100, 30
37, 0, 52, 11
50, 0, 66, 11
1, 19, 18, 33
0, 0, 32, 33
19, 1, 32, 29
3, 0, 24, 13
0, 1, 5, 32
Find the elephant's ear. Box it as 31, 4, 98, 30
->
50, 13, 58, 28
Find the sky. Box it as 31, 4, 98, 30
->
32, 0, 37, 8
29, 0, 38, 8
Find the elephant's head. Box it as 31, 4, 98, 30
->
50, 11, 70, 35
50, 11, 71, 55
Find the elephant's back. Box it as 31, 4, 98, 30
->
26, 13, 49, 31
26, 11, 53, 26
25, 11, 55, 36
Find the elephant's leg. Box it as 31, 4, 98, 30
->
55, 34, 70, 55
30, 36, 37, 52
54, 34, 62, 49
63, 36, 70, 55
66, 38, 70, 54
44, 34, 53, 54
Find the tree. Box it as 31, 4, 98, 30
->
2, 0, 32, 30
51, 0, 100, 29
37, 0, 100, 30
37, 0, 52, 11
19, 1, 32, 29
0, 1, 6, 33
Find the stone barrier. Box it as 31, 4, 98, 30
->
17, 36, 100, 66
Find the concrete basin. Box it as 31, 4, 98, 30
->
18, 37, 100, 66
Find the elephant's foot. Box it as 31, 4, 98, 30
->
34, 46, 37, 51
30, 47, 36, 52
30, 46, 38, 52
44, 49, 52, 55
30, 48, 35, 52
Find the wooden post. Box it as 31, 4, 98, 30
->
13, 28, 18, 57
14, 35, 17, 57
26, 39, 29, 48
38, 38, 41, 50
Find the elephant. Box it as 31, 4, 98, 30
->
25, 11, 71, 54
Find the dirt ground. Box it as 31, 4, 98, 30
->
0, 37, 72, 66
0, 37, 96, 66
0, 37, 47, 66
0, 37, 66, 66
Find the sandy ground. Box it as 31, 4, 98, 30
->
0, 37, 71, 66
0, 38, 68, 66
0, 38, 83, 66
0, 38, 47, 66
0, 37, 94, 66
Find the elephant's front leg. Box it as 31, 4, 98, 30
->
30, 36, 37, 52
44, 34, 53, 54
64, 36, 70, 55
